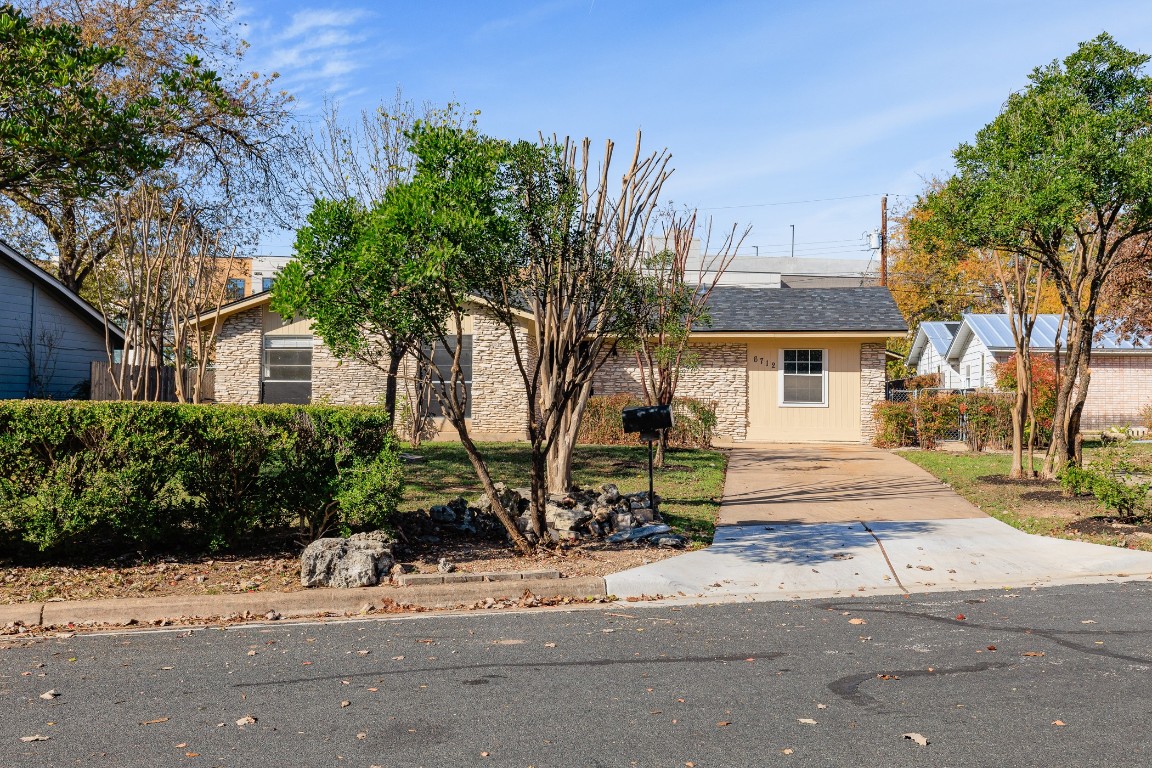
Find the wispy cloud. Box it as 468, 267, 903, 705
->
472, 0, 579, 41
247, 6, 402, 105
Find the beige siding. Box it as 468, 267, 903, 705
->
747, 340, 862, 442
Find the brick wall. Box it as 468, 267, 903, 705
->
859, 341, 886, 443
468, 309, 531, 436
1081, 354, 1152, 430
213, 306, 262, 404
593, 343, 749, 441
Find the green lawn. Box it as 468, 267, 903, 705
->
402, 443, 727, 543
899, 444, 1152, 550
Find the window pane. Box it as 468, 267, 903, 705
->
266, 365, 311, 381
263, 336, 312, 383
783, 374, 823, 404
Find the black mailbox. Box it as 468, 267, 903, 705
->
621, 404, 674, 434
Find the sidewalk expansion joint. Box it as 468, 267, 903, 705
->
861, 521, 909, 594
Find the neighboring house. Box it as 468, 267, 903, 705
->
906, 321, 962, 387
250, 255, 292, 294
909, 314, 1152, 430
204, 286, 906, 444
0, 240, 124, 399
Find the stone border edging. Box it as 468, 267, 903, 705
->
0, 576, 607, 629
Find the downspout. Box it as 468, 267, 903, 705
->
28, 282, 36, 397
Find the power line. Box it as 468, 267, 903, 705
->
700, 193, 895, 211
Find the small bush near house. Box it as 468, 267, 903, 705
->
0, 402, 403, 554
578, 394, 718, 448
1060, 444, 1152, 517
1140, 403, 1152, 432
873, 391, 1012, 450
994, 353, 1057, 446
904, 372, 941, 390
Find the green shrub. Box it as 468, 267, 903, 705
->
872, 400, 916, 447
578, 394, 718, 448
1060, 445, 1151, 517
0, 402, 403, 553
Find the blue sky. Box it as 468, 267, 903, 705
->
237, 1, 1152, 260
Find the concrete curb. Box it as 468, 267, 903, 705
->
0, 576, 608, 628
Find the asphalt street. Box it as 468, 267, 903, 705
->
2, 582, 1151, 768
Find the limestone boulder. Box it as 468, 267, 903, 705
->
300, 530, 395, 588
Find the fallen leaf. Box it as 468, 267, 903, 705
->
849, 618, 867, 625
493, 639, 525, 645
357, 733, 367, 740
39, 690, 59, 700
816, 704, 827, 709
877, 674, 900, 680
1081, 620, 1097, 624
340, 701, 350, 708
175, 743, 187, 748
955, 614, 966, 621
1023, 651, 1046, 657
367, 687, 378, 692
235, 716, 256, 726
781, 749, 794, 755
903, 732, 929, 746
986, 645, 997, 651
798, 718, 818, 725
141, 717, 170, 725
20, 735, 49, 742
1053, 720, 1066, 726
185, 752, 200, 757
481, 751, 489, 757
717, 721, 731, 727
247, 650, 257, 656
544, 642, 557, 648
391, 656, 405, 661
161, 666, 174, 670
357, 650, 370, 655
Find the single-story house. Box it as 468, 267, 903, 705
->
906, 314, 1152, 430
0, 240, 123, 399
204, 286, 907, 444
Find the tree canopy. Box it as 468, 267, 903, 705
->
0, 4, 166, 200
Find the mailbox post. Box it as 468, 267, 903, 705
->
621, 404, 674, 509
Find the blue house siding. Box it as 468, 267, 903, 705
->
0, 254, 116, 399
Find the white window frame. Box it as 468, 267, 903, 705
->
778, 348, 828, 408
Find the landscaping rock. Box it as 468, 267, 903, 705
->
437, 558, 456, 573
648, 533, 689, 548
300, 531, 395, 588
607, 523, 673, 543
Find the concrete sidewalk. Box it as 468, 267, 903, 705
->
0, 576, 607, 629
606, 445, 1152, 599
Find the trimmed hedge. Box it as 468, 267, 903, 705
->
0, 402, 403, 553
578, 394, 718, 448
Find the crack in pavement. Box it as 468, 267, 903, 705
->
829, 662, 1012, 706
820, 601, 1152, 665
235, 651, 787, 688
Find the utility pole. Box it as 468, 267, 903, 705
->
880, 195, 888, 286
790, 224, 795, 258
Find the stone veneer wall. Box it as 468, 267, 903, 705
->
859, 341, 886, 443
213, 306, 263, 404
593, 343, 749, 441
468, 309, 531, 437
310, 342, 395, 404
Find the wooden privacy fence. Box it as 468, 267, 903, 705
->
90, 361, 215, 402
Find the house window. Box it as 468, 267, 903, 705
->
262, 336, 312, 404
225, 278, 246, 299
425, 337, 473, 418
261, 276, 275, 292
780, 349, 826, 406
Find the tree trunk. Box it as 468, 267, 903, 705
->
1043, 318, 1091, 479
545, 383, 592, 495
1010, 385, 1027, 479
455, 427, 532, 555
384, 345, 404, 429
529, 445, 549, 540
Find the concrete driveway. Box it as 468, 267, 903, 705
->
607, 444, 1152, 600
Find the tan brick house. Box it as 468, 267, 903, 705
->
205, 286, 906, 444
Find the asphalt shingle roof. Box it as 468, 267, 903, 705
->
701, 286, 908, 333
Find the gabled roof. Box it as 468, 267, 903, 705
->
945, 314, 1152, 362
906, 321, 960, 367
0, 239, 125, 346
700, 286, 907, 333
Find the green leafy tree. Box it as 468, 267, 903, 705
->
0, 5, 165, 202
274, 124, 533, 554
3, 0, 293, 292
923, 33, 1152, 477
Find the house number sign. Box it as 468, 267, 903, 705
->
751, 354, 777, 369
